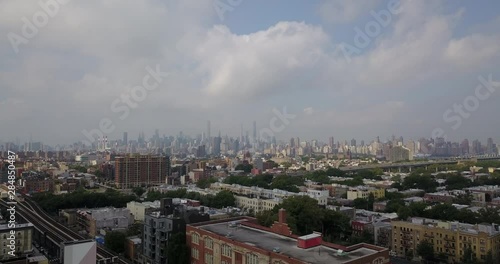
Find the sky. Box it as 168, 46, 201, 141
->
1, 0, 500, 145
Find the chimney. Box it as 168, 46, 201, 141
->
278, 209, 286, 224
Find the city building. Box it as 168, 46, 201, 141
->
187, 209, 390, 264
0, 223, 34, 259
114, 154, 171, 189
22, 175, 54, 194
234, 195, 281, 214
76, 207, 134, 236
373, 222, 392, 248
391, 218, 500, 263
347, 186, 385, 200
141, 198, 210, 264
127, 200, 161, 222
423, 192, 456, 203
387, 146, 413, 162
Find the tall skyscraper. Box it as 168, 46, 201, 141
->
329, 137, 334, 148
123, 132, 128, 145
207, 121, 211, 140
461, 139, 469, 155
213, 136, 222, 155
487, 138, 495, 154
253, 121, 257, 142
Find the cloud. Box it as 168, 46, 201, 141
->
0, 0, 499, 144
303, 107, 314, 115
317, 0, 381, 24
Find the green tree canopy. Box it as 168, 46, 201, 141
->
416, 240, 434, 261
105, 231, 127, 253
167, 233, 189, 264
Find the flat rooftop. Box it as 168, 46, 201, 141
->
200, 220, 377, 264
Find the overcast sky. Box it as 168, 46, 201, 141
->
1, 0, 499, 145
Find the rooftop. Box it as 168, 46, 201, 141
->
199, 220, 378, 264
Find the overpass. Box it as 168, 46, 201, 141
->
339, 155, 500, 172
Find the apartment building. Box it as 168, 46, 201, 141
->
234, 195, 281, 213
0, 223, 33, 259
187, 210, 390, 264
423, 192, 456, 203
115, 154, 171, 189
127, 200, 161, 222
76, 207, 134, 236
211, 183, 328, 207
347, 186, 385, 200
141, 198, 209, 264
391, 218, 500, 262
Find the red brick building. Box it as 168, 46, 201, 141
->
114, 154, 169, 188
187, 209, 390, 264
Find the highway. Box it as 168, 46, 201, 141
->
0, 197, 129, 264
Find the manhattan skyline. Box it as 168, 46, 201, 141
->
1, 0, 500, 145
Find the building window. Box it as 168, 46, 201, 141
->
246, 253, 259, 264
205, 253, 213, 264
221, 244, 232, 257
191, 248, 199, 259
205, 237, 214, 249
192, 233, 200, 245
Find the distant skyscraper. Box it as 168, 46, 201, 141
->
123, 132, 128, 145
487, 138, 495, 154
213, 136, 222, 155
461, 139, 469, 155
351, 139, 356, 147
329, 137, 334, 148
207, 121, 211, 140
253, 121, 257, 142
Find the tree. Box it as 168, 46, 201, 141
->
461, 246, 477, 264
402, 173, 438, 192
270, 175, 301, 193
353, 198, 369, 210
322, 209, 352, 241
397, 206, 412, 221
453, 192, 473, 205
405, 249, 414, 261
235, 164, 253, 173
445, 174, 473, 190
126, 223, 143, 237
484, 250, 495, 264
416, 240, 434, 262
167, 233, 189, 264
367, 193, 375, 211
132, 187, 146, 197
196, 177, 217, 189
105, 231, 127, 253
211, 190, 235, 208
256, 210, 277, 227
325, 167, 346, 177
279, 196, 323, 236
